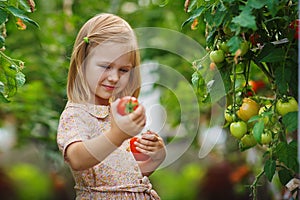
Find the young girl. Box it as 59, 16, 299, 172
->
57, 13, 166, 199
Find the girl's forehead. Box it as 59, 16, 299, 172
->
88, 42, 135, 64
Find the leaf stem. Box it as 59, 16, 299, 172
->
252, 59, 274, 82
250, 170, 265, 200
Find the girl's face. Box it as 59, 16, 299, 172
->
85, 43, 133, 105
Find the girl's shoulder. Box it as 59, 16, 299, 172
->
63, 101, 110, 119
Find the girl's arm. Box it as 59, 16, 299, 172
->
66, 99, 146, 171
65, 129, 126, 171
134, 132, 166, 176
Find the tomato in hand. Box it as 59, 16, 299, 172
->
117, 96, 139, 116
130, 137, 150, 161
276, 96, 298, 116
230, 121, 247, 139
209, 50, 225, 63
237, 98, 260, 122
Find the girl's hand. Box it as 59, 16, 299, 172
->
110, 98, 146, 141
134, 131, 166, 162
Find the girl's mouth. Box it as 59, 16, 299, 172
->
102, 84, 116, 91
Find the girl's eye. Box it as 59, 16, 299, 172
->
120, 68, 130, 73
99, 65, 111, 70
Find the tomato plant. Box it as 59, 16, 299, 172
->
117, 96, 139, 116
0, 1, 38, 103
184, 0, 298, 198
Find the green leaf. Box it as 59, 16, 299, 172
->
0, 80, 4, 92
278, 169, 293, 186
248, 0, 267, 9
0, 92, 9, 103
248, 115, 260, 123
256, 43, 275, 61
15, 71, 26, 87
181, 6, 205, 29
264, 159, 276, 182
6, 6, 39, 28
227, 36, 242, 53
213, 9, 226, 27
206, 27, 217, 47
275, 66, 291, 95
282, 112, 298, 133
232, 6, 257, 30
18, 0, 32, 13
275, 141, 299, 173
266, 0, 280, 17
219, 66, 232, 94
0, 8, 8, 25
258, 48, 285, 63
252, 119, 264, 143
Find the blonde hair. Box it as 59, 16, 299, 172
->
67, 13, 141, 103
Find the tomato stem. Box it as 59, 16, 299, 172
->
232, 62, 238, 120
250, 169, 265, 200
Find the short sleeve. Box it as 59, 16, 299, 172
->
56, 107, 91, 161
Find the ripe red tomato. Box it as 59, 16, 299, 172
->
237, 98, 260, 122
289, 19, 300, 40
117, 96, 139, 116
130, 137, 150, 161
248, 80, 265, 93
249, 33, 262, 46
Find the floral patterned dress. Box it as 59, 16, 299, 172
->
57, 102, 160, 200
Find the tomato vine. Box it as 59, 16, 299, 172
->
183, 0, 298, 198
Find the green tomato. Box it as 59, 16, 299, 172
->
230, 121, 247, 139
240, 134, 257, 149
261, 132, 272, 145
209, 50, 225, 63
259, 104, 272, 124
240, 41, 249, 56
224, 105, 234, 123
218, 41, 230, 53
276, 96, 298, 116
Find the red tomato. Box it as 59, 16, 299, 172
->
249, 33, 262, 46
117, 96, 139, 116
130, 137, 150, 161
289, 19, 300, 39
249, 80, 265, 93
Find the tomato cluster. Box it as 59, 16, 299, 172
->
225, 96, 298, 150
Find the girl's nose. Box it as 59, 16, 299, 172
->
107, 69, 119, 82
